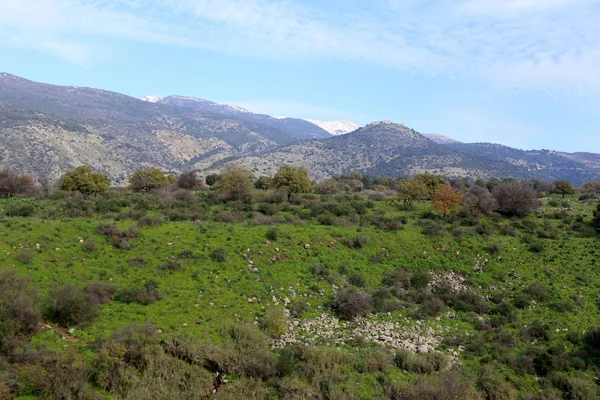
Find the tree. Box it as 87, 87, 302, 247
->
59, 165, 110, 196
176, 171, 204, 190
205, 173, 220, 187
593, 203, 600, 232
129, 169, 175, 192
273, 165, 312, 201
552, 180, 574, 198
582, 180, 600, 197
396, 178, 428, 205
314, 178, 340, 194
432, 185, 463, 217
492, 181, 539, 217
0, 169, 35, 198
462, 186, 497, 215
413, 174, 447, 199
213, 165, 254, 202
254, 176, 274, 191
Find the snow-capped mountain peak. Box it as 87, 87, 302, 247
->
306, 120, 360, 136
141, 95, 162, 103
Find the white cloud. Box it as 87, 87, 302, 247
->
0, 0, 599, 97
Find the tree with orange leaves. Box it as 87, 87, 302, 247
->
432, 184, 463, 217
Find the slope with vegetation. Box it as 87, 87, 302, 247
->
0, 165, 600, 399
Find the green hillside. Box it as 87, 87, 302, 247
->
1, 182, 599, 399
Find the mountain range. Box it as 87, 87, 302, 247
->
0, 73, 598, 185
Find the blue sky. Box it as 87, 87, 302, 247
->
1, 0, 599, 152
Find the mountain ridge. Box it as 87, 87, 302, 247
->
0, 73, 599, 185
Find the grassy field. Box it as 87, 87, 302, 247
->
1, 189, 599, 399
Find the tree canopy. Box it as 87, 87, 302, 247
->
273, 165, 312, 200
213, 165, 255, 202
59, 166, 110, 195
0, 169, 35, 198
492, 181, 539, 217
432, 185, 463, 216
553, 180, 575, 198
129, 169, 175, 192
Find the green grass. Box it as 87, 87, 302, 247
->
1, 191, 599, 398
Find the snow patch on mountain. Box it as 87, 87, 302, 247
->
306, 120, 360, 136
141, 95, 162, 103
423, 134, 459, 144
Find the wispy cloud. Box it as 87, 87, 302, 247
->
0, 0, 598, 96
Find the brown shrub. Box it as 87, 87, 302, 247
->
333, 287, 372, 320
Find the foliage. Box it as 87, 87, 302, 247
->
273, 165, 312, 200
432, 184, 463, 216
213, 165, 254, 202
0, 272, 40, 352
333, 287, 372, 320
48, 283, 99, 326
177, 171, 205, 190
0, 169, 35, 198
59, 165, 111, 195
254, 176, 274, 190
492, 181, 539, 217
463, 185, 497, 215
552, 180, 575, 198
129, 168, 175, 192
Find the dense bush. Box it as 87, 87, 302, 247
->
333, 287, 372, 320
85, 281, 118, 305
0, 272, 40, 352
492, 181, 540, 217
48, 283, 98, 326
116, 281, 163, 305
210, 248, 228, 262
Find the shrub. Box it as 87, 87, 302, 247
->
161, 333, 204, 365
410, 270, 430, 290
6, 203, 35, 217
356, 347, 392, 373
159, 261, 184, 272
263, 307, 288, 338
83, 238, 98, 253
419, 219, 445, 237
415, 296, 445, 319
177, 171, 204, 190
348, 273, 366, 287
138, 215, 165, 227
382, 268, 412, 290
478, 365, 517, 400
393, 349, 448, 374
84, 281, 118, 305
48, 283, 98, 326
0, 272, 40, 351
289, 299, 309, 317
14, 249, 34, 264
523, 321, 550, 342
342, 235, 370, 248
128, 257, 146, 267
117, 281, 163, 305
265, 227, 279, 241
210, 248, 228, 262
492, 181, 539, 217
333, 287, 372, 320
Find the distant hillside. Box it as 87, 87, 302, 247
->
156, 95, 331, 140
210, 121, 529, 180
0, 73, 323, 183
1, 73, 599, 185
447, 142, 600, 184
